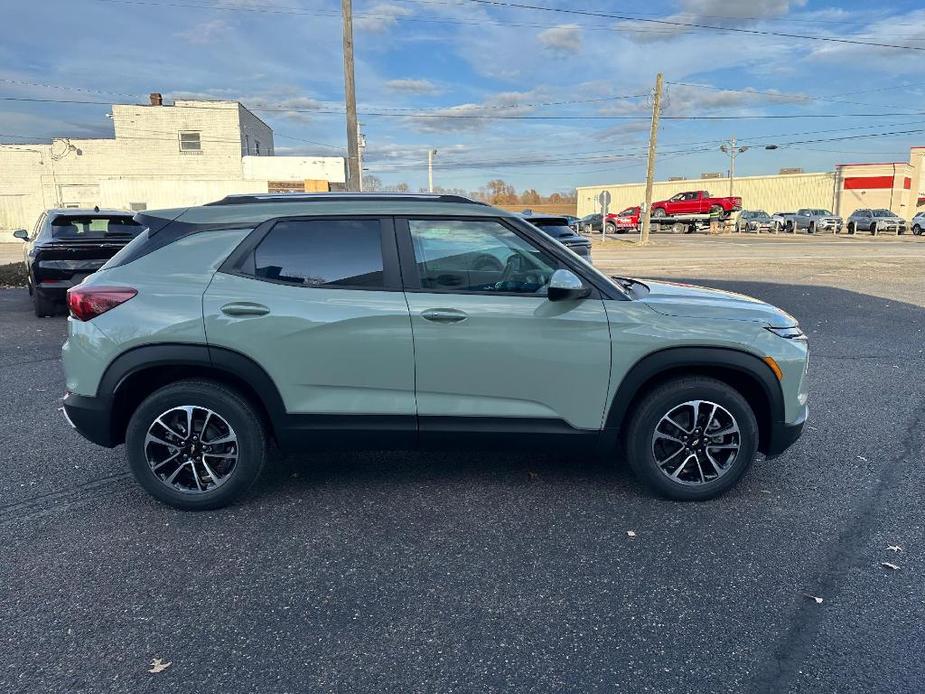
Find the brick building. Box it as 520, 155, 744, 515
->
0, 93, 345, 238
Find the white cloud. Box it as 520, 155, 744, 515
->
618, 0, 808, 43
176, 19, 232, 45
355, 4, 413, 33
403, 90, 543, 133
385, 79, 440, 94
537, 24, 582, 53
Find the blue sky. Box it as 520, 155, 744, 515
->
2, 0, 924, 194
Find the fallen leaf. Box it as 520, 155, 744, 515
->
148, 658, 172, 674
886, 545, 903, 553
802, 593, 824, 604
857, 456, 868, 462
626, 530, 637, 538
881, 562, 899, 571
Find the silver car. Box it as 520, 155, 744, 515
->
846, 209, 907, 235
736, 210, 774, 233
911, 212, 925, 236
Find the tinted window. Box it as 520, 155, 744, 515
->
409, 219, 557, 295
528, 218, 573, 239
254, 219, 384, 288
50, 215, 141, 239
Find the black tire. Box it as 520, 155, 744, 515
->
652, 207, 667, 218
623, 377, 759, 501
125, 380, 268, 510
604, 223, 616, 234
869, 223, 877, 236
808, 223, 815, 235
33, 290, 57, 318
786, 221, 795, 233
913, 225, 922, 236
847, 223, 855, 235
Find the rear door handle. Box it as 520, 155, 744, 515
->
220, 302, 270, 317
421, 308, 468, 323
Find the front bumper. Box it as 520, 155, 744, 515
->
765, 404, 807, 458
62, 391, 118, 447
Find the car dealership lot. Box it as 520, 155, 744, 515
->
1, 235, 923, 693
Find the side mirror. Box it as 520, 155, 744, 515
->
12, 229, 28, 241
548, 269, 591, 302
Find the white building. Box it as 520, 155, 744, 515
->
0, 93, 346, 238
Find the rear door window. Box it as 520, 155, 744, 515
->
253, 219, 386, 288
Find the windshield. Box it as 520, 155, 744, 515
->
807, 209, 832, 216
751, 211, 771, 220
50, 215, 142, 239
871, 209, 894, 217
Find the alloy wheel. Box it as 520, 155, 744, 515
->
144, 405, 238, 494
651, 400, 741, 486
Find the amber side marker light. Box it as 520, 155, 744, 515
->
763, 356, 784, 381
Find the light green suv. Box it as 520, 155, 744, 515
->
61, 193, 808, 510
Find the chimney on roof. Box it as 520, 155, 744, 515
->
149, 92, 163, 106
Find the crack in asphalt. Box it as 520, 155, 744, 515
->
751, 399, 925, 693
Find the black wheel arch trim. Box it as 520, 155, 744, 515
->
96, 343, 288, 441
604, 346, 786, 448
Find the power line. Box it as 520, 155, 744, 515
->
2, 95, 922, 120
459, 0, 925, 52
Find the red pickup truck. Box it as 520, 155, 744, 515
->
650, 190, 742, 219
604, 206, 641, 233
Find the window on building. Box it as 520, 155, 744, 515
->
253, 219, 385, 288
244, 134, 250, 154
129, 202, 147, 211
179, 131, 201, 152
255, 140, 261, 155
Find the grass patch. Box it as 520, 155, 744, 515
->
0, 262, 28, 287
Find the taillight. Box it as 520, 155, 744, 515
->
67, 286, 137, 321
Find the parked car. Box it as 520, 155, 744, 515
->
521, 214, 592, 261
13, 208, 143, 317
735, 210, 774, 233
910, 211, 924, 236
846, 209, 907, 235
770, 212, 790, 233
562, 215, 581, 227
651, 191, 742, 219
780, 209, 843, 234
605, 207, 641, 234
61, 192, 808, 510
577, 213, 603, 233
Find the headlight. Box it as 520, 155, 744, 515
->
767, 326, 806, 340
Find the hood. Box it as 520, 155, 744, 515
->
639, 280, 798, 327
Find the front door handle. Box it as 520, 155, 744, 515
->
220, 302, 270, 317
421, 308, 468, 323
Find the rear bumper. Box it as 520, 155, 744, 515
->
765, 404, 807, 458
62, 391, 118, 447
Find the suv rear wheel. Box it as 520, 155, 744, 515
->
125, 380, 267, 510
624, 377, 759, 501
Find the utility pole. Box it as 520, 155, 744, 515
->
720, 135, 749, 197
341, 0, 360, 191
427, 149, 437, 192
639, 72, 664, 245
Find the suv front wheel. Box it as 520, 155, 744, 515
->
125, 380, 267, 510
624, 377, 759, 501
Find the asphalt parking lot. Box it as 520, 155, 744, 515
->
1, 234, 923, 693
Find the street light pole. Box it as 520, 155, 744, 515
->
427, 148, 437, 192
720, 135, 749, 197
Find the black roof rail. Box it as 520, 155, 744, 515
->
205, 192, 488, 206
